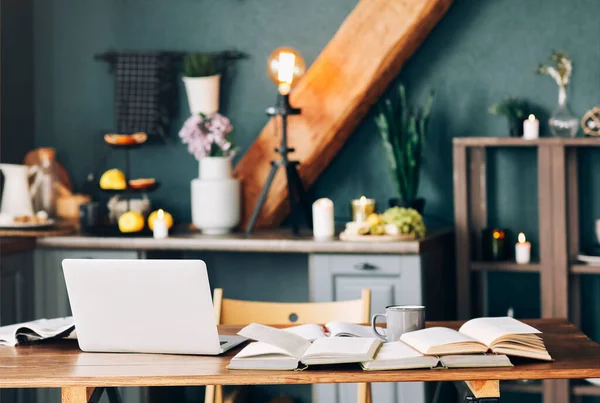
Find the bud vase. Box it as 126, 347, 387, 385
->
191, 157, 240, 235
549, 85, 579, 138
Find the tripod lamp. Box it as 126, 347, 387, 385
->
245, 47, 313, 234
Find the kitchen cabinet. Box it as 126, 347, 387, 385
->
0, 248, 35, 403
309, 250, 455, 403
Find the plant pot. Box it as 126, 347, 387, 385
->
182, 74, 220, 115
508, 119, 523, 137
388, 198, 425, 214
191, 157, 240, 235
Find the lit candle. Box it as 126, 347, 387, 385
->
523, 114, 539, 140
515, 232, 531, 264
153, 209, 168, 240
312, 198, 334, 240
351, 196, 376, 224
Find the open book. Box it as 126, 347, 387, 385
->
228, 323, 381, 370
0, 317, 76, 347
284, 322, 382, 341
399, 317, 552, 361
361, 341, 513, 370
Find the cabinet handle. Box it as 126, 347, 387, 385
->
354, 262, 377, 271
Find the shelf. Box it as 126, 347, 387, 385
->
570, 263, 600, 274
453, 137, 600, 147
572, 384, 600, 396
501, 381, 543, 394
98, 182, 160, 194
471, 261, 541, 272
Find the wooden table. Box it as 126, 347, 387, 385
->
1, 319, 599, 403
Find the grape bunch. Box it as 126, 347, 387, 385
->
380, 207, 426, 239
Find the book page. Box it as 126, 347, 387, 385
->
326, 322, 381, 338
0, 317, 75, 347
302, 337, 380, 359
238, 323, 311, 359
440, 354, 513, 368
233, 342, 296, 359
371, 341, 425, 360
284, 324, 327, 341
0, 323, 20, 346
459, 317, 541, 347
400, 327, 481, 354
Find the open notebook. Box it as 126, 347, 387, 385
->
361, 341, 513, 370
399, 317, 552, 361
228, 323, 381, 370
0, 317, 76, 347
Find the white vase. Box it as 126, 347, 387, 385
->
191, 157, 240, 235
182, 74, 220, 115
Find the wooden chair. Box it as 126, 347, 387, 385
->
205, 288, 372, 403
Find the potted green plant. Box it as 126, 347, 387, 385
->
375, 84, 433, 214
182, 53, 225, 115
488, 97, 530, 137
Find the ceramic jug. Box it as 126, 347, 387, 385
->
0, 164, 35, 216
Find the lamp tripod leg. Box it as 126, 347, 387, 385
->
287, 163, 313, 231
246, 162, 279, 234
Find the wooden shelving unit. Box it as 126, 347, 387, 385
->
452, 137, 600, 403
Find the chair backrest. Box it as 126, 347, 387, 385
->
213, 288, 371, 325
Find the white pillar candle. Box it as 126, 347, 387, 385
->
153, 209, 169, 239
523, 114, 539, 140
312, 198, 334, 240
515, 232, 531, 264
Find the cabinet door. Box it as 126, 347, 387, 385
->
0, 251, 36, 403
310, 254, 425, 403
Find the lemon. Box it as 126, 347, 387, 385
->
147, 210, 173, 231
99, 169, 126, 190
118, 211, 145, 233
366, 213, 381, 227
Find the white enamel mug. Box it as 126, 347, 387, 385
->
371, 305, 425, 342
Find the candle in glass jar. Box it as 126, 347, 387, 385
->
523, 114, 539, 140
312, 198, 334, 240
153, 209, 169, 239
482, 228, 507, 261
515, 232, 531, 264
350, 196, 375, 223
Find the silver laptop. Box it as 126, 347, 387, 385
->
62, 259, 246, 355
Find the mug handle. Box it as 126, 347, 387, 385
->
371, 313, 387, 341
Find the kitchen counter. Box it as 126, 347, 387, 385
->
0, 238, 36, 256
35, 228, 452, 254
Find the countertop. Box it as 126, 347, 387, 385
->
33, 228, 453, 255
0, 238, 36, 256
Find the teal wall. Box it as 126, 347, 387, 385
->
0, 0, 34, 163
3, 0, 600, 401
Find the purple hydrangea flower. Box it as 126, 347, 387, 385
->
179, 112, 236, 161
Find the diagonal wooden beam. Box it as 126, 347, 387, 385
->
235, 0, 453, 228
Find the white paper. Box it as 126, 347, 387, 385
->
0, 317, 75, 347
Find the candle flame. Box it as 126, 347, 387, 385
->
359, 196, 367, 205
518, 232, 526, 243
528, 114, 536, 121
158, 209, 164, 219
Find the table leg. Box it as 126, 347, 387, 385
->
454, 380, 500, 402
61, 387, 91, 403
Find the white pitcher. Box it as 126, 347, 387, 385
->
0, 164, 36, 216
